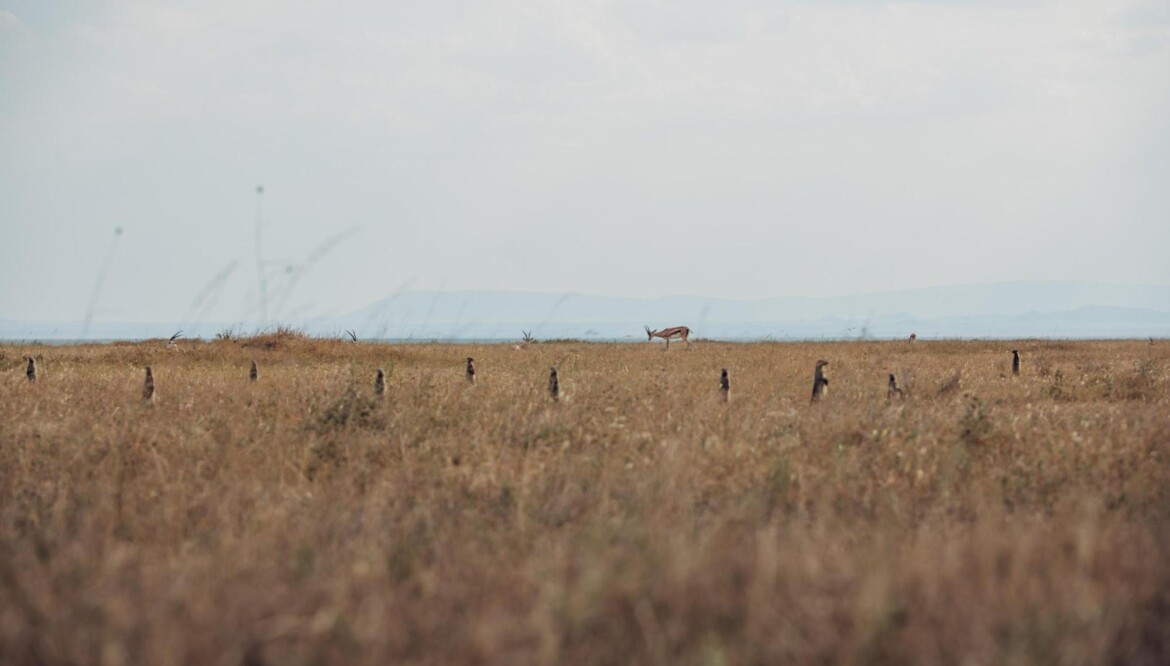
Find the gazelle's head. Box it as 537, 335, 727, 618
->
644, 325, 653, 340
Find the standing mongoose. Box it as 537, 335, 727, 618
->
466, 357, 476, 384
719, 368, 730, 403
375, 368, 386, 397
1011, 350, 1020, 376
142, 366, 155, 404
548, 367, 559, 401
25, 356, 36, 383
811, 360, 830, 402
249, 360, 259, 382
888, 373, 903, 399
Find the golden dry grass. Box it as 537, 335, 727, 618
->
1, 336, 1168, 665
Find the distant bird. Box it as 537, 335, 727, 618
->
466, 357, 476, 384
1011, 350, 1020, 376
888, 373, 904, 399
249, 360, 259, 382
25, 356, 36, 383
375, 368, 386, 396
811, 360, 830, 402
719, 368, 730, 403
142, 366, 155, 404
908, 333, 917, 343
548, 367, 559, 401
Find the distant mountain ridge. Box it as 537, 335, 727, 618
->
337, 281, 1170, 326
2, 281, 1168, 341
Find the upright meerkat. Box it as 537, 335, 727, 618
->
142, 366, 155, 404
25, 356, 36, 383
888, 373, 904, 399
719, 368, 730, 403
375, 368, 386, 397
548, 367, 559, 401
1011, 350, 1020, 376
811, 360, 830, 402
465, 357, 476, 384
249, 360, 259, 382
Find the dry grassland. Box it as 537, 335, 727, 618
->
1, 335, 1168, 665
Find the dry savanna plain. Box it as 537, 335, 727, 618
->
1, 334, 1168, 665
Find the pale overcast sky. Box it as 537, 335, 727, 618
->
1, 0, 1168, 323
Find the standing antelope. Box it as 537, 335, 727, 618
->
811, 360, 830, 402
719, 368, 730, 403
466, 357, 476, 384
908, 333, 917, 343
548, 367, 559, 402
645, 325, 692, 350
25, 356, 36, 383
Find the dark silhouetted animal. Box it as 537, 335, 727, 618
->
812, 360, 830, 402
142, 366, 155, 404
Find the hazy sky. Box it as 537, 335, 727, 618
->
2, 0, 1168, 323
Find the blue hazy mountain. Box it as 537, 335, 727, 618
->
3, 281, 1168, 341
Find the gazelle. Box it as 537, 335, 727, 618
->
645, 325, 692, 350
513, 330, 535, 351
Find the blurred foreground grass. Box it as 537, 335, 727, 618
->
1, 335, 1168, 665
